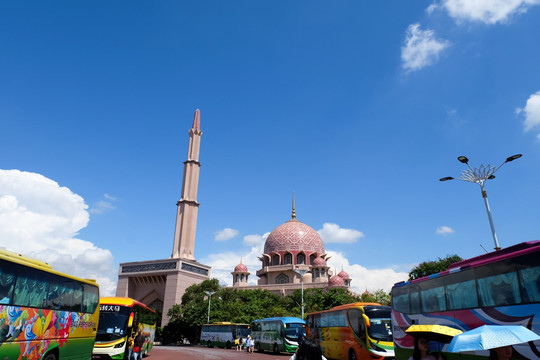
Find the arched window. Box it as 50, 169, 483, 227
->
314, 269, 320, 278
296, 253, 306, 265
276, 274, 289, 284
321, 269, 326, 277
272, 254, 280, 266
264, 258, 270, 267
236, 274, 239, 282
241, 274, 245, 281
309, 254, 316, 265
284, 253, 293, 265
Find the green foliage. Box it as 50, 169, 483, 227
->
360, 289, 391, 306
408, 254, 462, 281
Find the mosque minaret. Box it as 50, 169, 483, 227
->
171, 109, 202, 260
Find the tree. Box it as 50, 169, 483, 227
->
408, 254, 462, 281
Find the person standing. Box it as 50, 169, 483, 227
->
245, 335, 251, 353
127, 333, 135, 360
134, 329, 145, 360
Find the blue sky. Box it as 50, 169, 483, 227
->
1, 1, 540, 297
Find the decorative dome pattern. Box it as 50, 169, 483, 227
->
338, 270, 350, 279
312, 257, 327, 266
328, 275, 345, 287
264, 220, 325, 254
234, 263, 248, 272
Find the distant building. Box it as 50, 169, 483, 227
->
229, 196, 350, 295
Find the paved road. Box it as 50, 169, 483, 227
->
149, 345, 292, 360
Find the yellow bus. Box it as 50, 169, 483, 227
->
92, 297, 157, 360
306, 302, 394, 360
0, 248, 100, 360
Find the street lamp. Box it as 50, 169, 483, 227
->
204, 291, 215, 323
294, 268, 309, 319
440, 154, 522, 251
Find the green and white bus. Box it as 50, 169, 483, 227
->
251, 317, 306, 354
200, 322, 251, 348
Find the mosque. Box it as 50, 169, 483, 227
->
229, 196, 351, 295
115, 110, 350, 326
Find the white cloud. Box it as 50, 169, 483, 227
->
441, 0, 540, 25
214, 227, 239, 241
318, 223, 364, 244
326, 251, 409, 293
436, 225, 455, 235
243, 233, 269, 247
401, 23, 450, 72
516, 91, 540, 133
0, 169, 117, 296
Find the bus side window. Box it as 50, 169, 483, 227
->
0, 266, 15, 304
519, 266, 540, 303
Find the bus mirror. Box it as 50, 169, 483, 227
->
362, 314, 370, 328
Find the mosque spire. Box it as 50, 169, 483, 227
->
292, 192, 296, 220
171, 109, 203, 260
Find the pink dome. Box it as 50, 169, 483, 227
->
234, 263, 248, 272
264, 220, 325, 254
312, 257, 327, 266
328, 275, 345, 287
338, 270, 350, 279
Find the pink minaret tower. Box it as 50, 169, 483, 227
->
171, 109, 202, 260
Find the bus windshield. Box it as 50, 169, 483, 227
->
284, 322, 305, 341
96, 305, 131, 341
365, 307, 393, 342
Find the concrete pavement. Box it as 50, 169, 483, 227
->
149, 345, 292, 360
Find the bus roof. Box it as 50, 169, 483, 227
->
100, 297, 156, 313
0, 248, 99, 286
306, 302, 383, 316
393, 240, 540, 288
254, 317, 305, 324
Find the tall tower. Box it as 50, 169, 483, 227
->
171, 109, 202, 260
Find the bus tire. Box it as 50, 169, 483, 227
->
226, 341, 231, 349
273, 343, 279, 354
207, 341, 212, 348
348, 349, 357, 360
43, 353, 56, 360
256, 342, 263, 353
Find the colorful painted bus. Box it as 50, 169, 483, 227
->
391, 240, 540, 360
92, 297, 157, 360
199, 322, 251, 348
251, 317, 306, 354
306, 302, 394, 360
0, 248, 100, 360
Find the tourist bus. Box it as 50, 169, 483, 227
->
391, 240, 540, 360
251, 317, 306, 354
0, 248, 100, 360
306, 303, 394, 360
199, 322, 251, 348
92, 297, 158, 360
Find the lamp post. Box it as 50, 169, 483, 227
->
440, 154, 522, 251
204, 291, 215, 323
294, 268, 309, 319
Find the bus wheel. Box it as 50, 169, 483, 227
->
226, 341, 231, 349
43, 354, 56, 360
273, 343, 279, 354
348, 349, 357, 360
207, 341, 212, 348
256, 342, 263, 353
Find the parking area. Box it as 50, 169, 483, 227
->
150, 345, 292, 360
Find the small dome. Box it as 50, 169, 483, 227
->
264, 220, 325, 254
234, 263, 248, 272
338, 270, 350, 279
312, 257, 327, 266
328, 275, 345, 287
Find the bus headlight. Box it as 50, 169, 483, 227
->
114, 341, 125, 348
